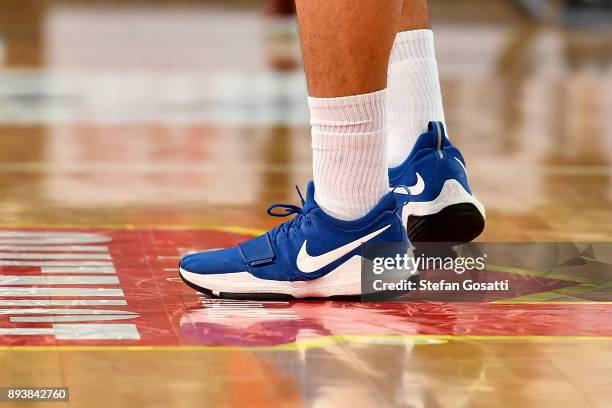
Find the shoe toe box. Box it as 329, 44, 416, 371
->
179, 247, 247, 275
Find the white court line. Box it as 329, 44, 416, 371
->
0, 287, 124, 297
0, 328, 53, 336
0, 231, 106, 238
0, 324, 140, 340
0, 245, 108, 252
0, 309, 136, 315
0, 299, 127, 306
11, 315, 137, 323
0, 252, 111, 260
42, 266, 116, 274
0, 260, 113, 267
0, 276, 119, 285
0, 238, 110, 245
0, 232, 111, 245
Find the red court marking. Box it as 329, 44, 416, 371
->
0, 228, 611, 347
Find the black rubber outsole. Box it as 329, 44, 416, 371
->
407, 202, 485, 243
179, 269, 364, 300
179, 268, 419, 301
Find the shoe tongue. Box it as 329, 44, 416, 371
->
301, 181, 317, 212
414, 131, 435, 150
414, 121, 450, 151
413, 124, 438, 150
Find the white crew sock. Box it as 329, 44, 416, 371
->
387, 29, 445, 168
309, 89, 389, 221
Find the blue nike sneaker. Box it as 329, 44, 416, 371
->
179, 181, 409, 299
389, 121, 485, 243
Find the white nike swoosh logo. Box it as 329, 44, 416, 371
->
296, 225, 391, 273
408, 173, 425, 195
393, 172, 425, 196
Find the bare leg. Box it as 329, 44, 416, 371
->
295, 0, 403, 220
398, 0, 431, 32
295, 0, 402, 97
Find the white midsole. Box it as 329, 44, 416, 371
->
180, 255, 363, 298
403, 179, 486, 219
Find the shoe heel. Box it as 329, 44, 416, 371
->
407, 202, 485, 243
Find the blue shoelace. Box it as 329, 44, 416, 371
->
267, 186, 310, 242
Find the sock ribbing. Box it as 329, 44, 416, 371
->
309, 89, 389, 221
387, 29, 445, 168
389, 29, 437, 63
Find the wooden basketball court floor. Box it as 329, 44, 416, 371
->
0, 1, 611, 406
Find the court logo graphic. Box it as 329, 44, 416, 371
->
0, 230, 140, 342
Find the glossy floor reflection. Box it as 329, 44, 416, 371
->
0, 0, 611, 407
0, 228, 611, 408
